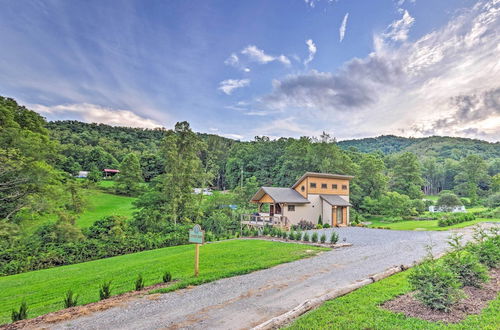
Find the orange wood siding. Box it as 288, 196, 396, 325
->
306, 177, 349, 195
294, 177, 308, 198
343, 207, 347, 225
258, 193, 274, 203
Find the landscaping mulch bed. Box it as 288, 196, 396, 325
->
1, 281, 177, 330
382, 268, 499, 323
240, 237, 352, 249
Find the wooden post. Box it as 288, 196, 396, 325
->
194, 243, 200, 277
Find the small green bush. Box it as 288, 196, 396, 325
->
99, 280, 112, 300
311, 232, 318, 243
330, 231, 339, 244
438, 213, 476, 227
318, 215, 323, 225
323, 223, 330, 229
303, 232, 310, 242
63, 290, 79, 308
281, 231, 287, 239
316, 224, 323, 229
443, 251, 488, 288
162, 271, 172, 283
320, 233, 326, 243
135, 274, 145, 290
469, 237, 500, 268
11, 301, 28, 322
408, 260, 462, 311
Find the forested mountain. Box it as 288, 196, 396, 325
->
338, 135, 500, 160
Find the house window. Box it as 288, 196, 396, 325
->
288, 205, 295, 212
342, 185, 348, 190
332, 184, 338, 189
321, 183, 327, 189
301, 185, 305, 192
310, 183, 317, 188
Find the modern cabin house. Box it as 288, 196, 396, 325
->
242, 172, 354, 229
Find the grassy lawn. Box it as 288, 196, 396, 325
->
20, 189, 137, 231
368, 218, 499, 231
0, 240, 326, 325
288, 269, 499, 330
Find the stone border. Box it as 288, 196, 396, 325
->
239, 237, 352, 249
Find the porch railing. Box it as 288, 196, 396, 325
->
240, 213, 289, 229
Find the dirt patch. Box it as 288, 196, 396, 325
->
1, 281, 177, 330
382, 268, 499, 323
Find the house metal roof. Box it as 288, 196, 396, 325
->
291, 172, 354, 189
250, 187, 310, 204
320, 194, 352, 206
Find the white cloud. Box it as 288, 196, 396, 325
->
224, 53, 239, 66
304, 39, 317, 65
257, 0, 500, 141
218, 79, 250, 95
339, 13, 349, 42
383, 10, 415, 42
32, 103, 163, 129
241, 45, 291, 66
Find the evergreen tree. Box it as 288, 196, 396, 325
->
115, 153, 143, 196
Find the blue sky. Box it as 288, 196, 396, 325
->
0, 0, 498, 140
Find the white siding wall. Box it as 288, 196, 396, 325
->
283, 194, 322, 225
322, 200, 332, 226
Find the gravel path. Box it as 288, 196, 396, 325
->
46, 225, 496, 330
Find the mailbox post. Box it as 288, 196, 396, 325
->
189, 224, 204, 277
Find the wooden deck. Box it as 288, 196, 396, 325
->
241, 214, 290, 230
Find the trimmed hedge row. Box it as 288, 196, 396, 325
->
438, 213, 476, 227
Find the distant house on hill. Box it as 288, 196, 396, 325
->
103, 169, 120, 178
193, 187, 213, 195
76, 171, 89, 178
242, 172, 354, 229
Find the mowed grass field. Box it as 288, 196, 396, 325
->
288, 270, 499, 329
0, 240, 326, 324
367, 217, 499, 231
20, 189, 137, 232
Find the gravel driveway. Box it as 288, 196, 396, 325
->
46, 225, 496, 330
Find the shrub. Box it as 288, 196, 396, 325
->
311, 232, 318, 243
318, 215, 323, 225
99, 281, 112, 300
436, 193, 462, 210
438, 213, 476, 227
469, 236, 500, 268
443, 251, 488, 288
320, 233, 326, 243
408, 260, 462, 311
63, 290, 79, 308
297, 220, 315, 230
316, 224, 323, 229
281, 231, 287, 239
486, 192, 500, 208
11, 301, 28, 322
323, 223, 330, 229
162, 271, 172, 283
302, 232, 310, 242
135, 274, 145, 290
330, 231, 339, 244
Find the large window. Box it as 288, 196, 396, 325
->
288, 205, 295, 212
310, 182, 317, 188
321, 183, 327, 189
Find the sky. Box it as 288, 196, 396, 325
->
0, 0, 499, 141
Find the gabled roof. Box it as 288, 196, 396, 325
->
291, 172, 354, 189
250, 187, 310, 204
320, 194, 352, 206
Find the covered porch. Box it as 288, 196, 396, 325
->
320, 195, 351, 227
